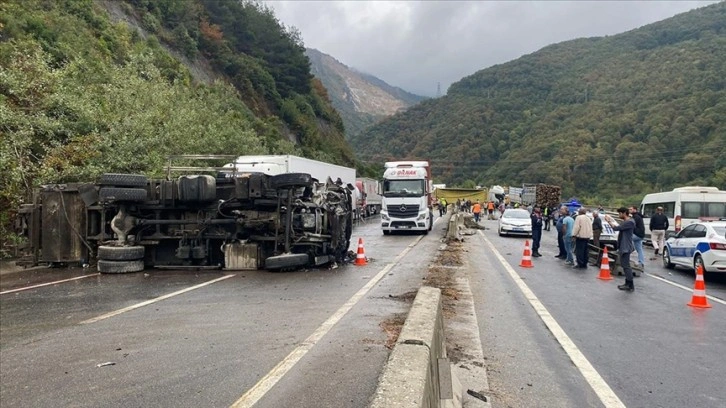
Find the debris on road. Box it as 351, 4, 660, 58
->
96, 362, 116, 367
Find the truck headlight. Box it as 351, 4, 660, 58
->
381, 213, 390, 221
417, 212, 427, 220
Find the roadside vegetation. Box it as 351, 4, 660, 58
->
0, 0, 354, 256
352, 2, 726, 201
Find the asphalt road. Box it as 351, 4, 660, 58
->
471, 217, 726, 408
0, 216, 446, 408
2, 212, 725, 408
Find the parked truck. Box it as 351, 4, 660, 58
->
15, 155, 355, 273
521, 183, 562, 209
380, 161, 434, 235
355, 177, 382, 217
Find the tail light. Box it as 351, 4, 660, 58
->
710, 243, 726, 250
675, 215, 681, 232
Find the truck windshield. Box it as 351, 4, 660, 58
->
383, 180, 424, 197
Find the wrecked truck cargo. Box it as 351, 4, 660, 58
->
15, 166, 354, 273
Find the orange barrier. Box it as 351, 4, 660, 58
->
597, 246, 613, 281
687, 264, 711, 308
519, 240, 533, 268
355, 238, 368, 266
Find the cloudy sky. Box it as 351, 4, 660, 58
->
264, 1, 718, 96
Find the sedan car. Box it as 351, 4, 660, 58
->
662, 221, 726, 273
498, 209, 532, 237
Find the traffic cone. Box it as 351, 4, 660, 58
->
687, 264, 711, 308
597, 247, 613, 280
355, 238, 368, 266
519, 240, 534, 268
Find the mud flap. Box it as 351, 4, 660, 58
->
265, 253, 310, 271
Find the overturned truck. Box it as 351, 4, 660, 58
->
16, 166, 354, 273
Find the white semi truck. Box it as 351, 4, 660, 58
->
380, 161, 434, 235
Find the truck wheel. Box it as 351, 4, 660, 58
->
99, 187, 147, 203
97, 259, 144, 274
99, 173, 148, 187
97, 245, 145, 261
270, 173, 313, 190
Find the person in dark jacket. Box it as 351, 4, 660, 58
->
649, 206, 669, 259
554, 206, 567, 258
605, 207, 636, 291
591, 210, 603, 248
629, 206, 646, 267
531, 206, 543, 257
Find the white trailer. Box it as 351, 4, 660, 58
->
356, 177, 382, 217
226, 155, 356, 187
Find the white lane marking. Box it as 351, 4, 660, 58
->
230, 235, 424, 408
80, 274, 236, 324
479, 231, 626, 408
647, 273, 726, 305
1, 273, 101, 295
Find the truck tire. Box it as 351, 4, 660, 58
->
97, 245, 145, 261
99, 173, 148, 187
97, 259, 144, 274
99, 187, 147, 203
270, 173, 312, 190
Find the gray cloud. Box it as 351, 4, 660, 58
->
264, 1, 718, 96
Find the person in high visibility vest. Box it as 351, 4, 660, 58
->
472, 200, 482, 222
487, 201, 495, 220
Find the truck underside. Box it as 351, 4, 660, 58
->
15, 172, 354, 272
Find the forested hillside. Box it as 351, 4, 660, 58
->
0, 0, 355, 251
306, 48, 426, 139
352, 2, 726, 203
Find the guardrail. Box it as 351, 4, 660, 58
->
369, 286, 462, 408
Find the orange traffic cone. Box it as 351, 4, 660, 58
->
355, 238, 368, 266
687, 264, 711, 308
597, 247, 613, 281
519, 240, 533, 268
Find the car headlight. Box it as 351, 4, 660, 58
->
500, 221, 511, 226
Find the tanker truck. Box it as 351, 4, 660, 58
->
380, 161, 433, 235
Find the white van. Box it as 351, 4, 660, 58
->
639, 186, 726, 242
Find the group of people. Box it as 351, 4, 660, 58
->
543, 204, 660, 292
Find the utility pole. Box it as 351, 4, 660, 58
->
436, 82, 441, 97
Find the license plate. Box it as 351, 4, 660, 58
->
513, 227, 523, 231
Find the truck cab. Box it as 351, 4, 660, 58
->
380, 161, 433, 235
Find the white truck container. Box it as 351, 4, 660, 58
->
355, 177, 382, 217
225, 155, 356, 187
380, 161, 433, 235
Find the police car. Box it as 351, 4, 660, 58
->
586, 212, 619, 249
662, 220, 726, 273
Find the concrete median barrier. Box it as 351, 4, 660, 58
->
370, 286, 462, 408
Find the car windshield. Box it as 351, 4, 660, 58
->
504, 210, 530, 219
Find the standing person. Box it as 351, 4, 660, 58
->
572, 207, 593, 269
591, 210, 603, 248
543, 206, 551, 231
629, 206, 646, 267
562, 209, 575, 265
605, 208, 636, 291
649, 206, 669, 259
472, 200, 482, 222
487, 201, 495, 220
554, 206, 567, 259
531, 206, 543, 257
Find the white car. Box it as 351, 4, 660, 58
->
585, 212, 619, 249
498, 209, 532, 237
662, 220, 726, 272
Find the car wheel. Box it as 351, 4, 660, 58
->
662, 248, 675, 269
99, 173, 148, 187
98, 259, 144, 274
270, 173, 313, 190
97, 245, 145, 261
694, 254, 706, 273
98, 187, 147, 203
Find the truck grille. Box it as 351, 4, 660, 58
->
387, 204, 420, 218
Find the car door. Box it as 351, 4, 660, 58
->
688, 224, 708, 261
670, 224, 696, 267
